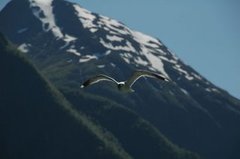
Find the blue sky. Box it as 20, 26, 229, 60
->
1, 0, 239, 99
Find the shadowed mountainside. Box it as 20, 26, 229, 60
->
0, 32, 201, 159
0, 33, 132, 159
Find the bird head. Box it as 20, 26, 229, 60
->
117, 82, 125, 89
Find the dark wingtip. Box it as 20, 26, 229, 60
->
80, 79, 91, 88
164, 78, 169, 82
154, 74, 169, 82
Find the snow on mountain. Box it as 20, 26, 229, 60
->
68, 2, 172, 79
29, 0, 77, 49
1, 1, 240, 159
29, 0, 63, 38
17, 27, 29, 34
73, 4, 98, 32
8, 0, 220, 87
18, 43, 31, 53
11, 0, 206, 83
0, 0, 233, 112
73, 3, 209, 82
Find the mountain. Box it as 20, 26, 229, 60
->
0, 32, 200, 159
1, 0, 240, 159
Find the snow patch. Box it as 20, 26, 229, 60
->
212, 88, 220, 93
132, 31, 162, 47
60, 35, 77, 50
134, 57, 148, 66
130, 30, 170, 79
173, 64, 194, 80
66, 45, 80, 56
206, 88, 211, 92
105, 50, 112, 55
17, 28, 28, 34
67, 48, 81, 56
106, 35, 123, 42
97, 65, 105, 68
110, 63, 116, 67
73, 4, 97, 29
159, 56, 177, 64
29, 0, 64, 39
205, 87, 220, 93
120, 54, 130, 64
18, 43, 31, 53
99, 16, 130, 35
90, 28, 98, 33
64, 34, 77, 42
192, 72, 202, 80
74, 4, 128, 36
167, 49, 179, 61
99, 38, 136, 52
144, 52, 169, 79
79, 55, 98, 63
180, 88, 190, 96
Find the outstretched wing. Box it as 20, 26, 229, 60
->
125, 70, 168, 87
81, 74, 118, 88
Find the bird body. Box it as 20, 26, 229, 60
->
117, 81, 135, 93
81, 70, 168, 92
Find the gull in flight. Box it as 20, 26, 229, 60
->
81, 70, 168, 92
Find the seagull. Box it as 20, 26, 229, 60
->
81, 70, 168, 93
